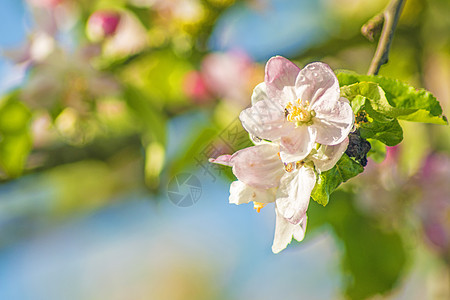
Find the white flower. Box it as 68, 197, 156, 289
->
239, 56, 354, 163
210, 138, 348, 253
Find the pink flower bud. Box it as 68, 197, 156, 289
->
87, 11, 121, 40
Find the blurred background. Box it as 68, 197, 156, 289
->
0, 0, 449, 299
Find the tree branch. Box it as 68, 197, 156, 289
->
364, 0, 406, 75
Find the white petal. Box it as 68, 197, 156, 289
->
312, 137, 349, 172
230, 143, 285, 189
240, 99, 293, 140
312, 97, 354, 145
279, 126, 316, 163
265, 56, 300, 106
272, 208, 307, 253
295, 62, 340, 111
251, 82, 268, 105
229, 181, 276, 205
293, 214, 308, 242
275, 166, 316, 225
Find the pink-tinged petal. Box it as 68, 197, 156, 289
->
276, 166, 316, 225
231, 143, 285, 189
312, 97, 354, 145
209, 155, 232, 167
279, 126, 316, 163
240, 99, 294, 140
312, 137, 349, 172
229, 181, 276, 205
251, 82, 268, 105
265, 56, 300, 105
272, 207, 307, 253
293, 214, 308, 242
295, 62, 340, 111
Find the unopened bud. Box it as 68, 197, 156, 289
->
87, 11, 121, 41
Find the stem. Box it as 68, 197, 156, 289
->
364, 0, 406, 75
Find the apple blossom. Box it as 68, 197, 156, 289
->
240, 56, 354, 163
210, 138, 348, 253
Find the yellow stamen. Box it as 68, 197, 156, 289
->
284, 162, 295, 172
253, 201, 266, 213
284, 100, 313, 125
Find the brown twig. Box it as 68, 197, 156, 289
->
364, 0, 406, 75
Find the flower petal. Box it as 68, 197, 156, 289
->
230, 143, 285, 189
209, 154, 232, 166
229, 181, 276, 205
293, 214, 308, 242
251, 82, 268, 105
275, 166, 316, 225
312, 97, 354, 145
295, 62, 340, 111
279, 126, 316, 163
240, 99, 294, 140
311, 137, 349, 172
265, 56, 300, 105
272, 207, 307, 253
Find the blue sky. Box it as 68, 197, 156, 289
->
0, 0, 29, 94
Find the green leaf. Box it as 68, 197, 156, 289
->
120, 50, 192, 106
366, 138, 387, 163
359, 117, 403, 146
341, 82, 396, 116
311, 154, 364, 206
307, 192, 407, 300
123, 85, 167, 188
123, 85, 167, 144
145, 141, 165, 189
337, 71, 447, 125
0, 93, 32, 178
341, 82, 404, 146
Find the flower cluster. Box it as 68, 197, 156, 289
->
210, 56, 354, 253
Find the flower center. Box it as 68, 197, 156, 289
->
284, 161, 304, 172
253, 201, 266, 213
285, 99, 315, 126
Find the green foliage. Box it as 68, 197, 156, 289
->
311, 154, 364, 206
123, 85, 167, 188
366, 138, 386, 163
337, 72, 448, 125
359, 116, 403, 147
308, 191, 407, 300
0, 93, 32, 178
120, 50, 192, 107
341, 82, 403, 146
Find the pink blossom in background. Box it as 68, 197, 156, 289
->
200, 51, 255, 106
101, 12, 148, 57
383, 145, 400, 165
416, 153, 450, 255
182, 71, 212, 104
87, 11, 122, 40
